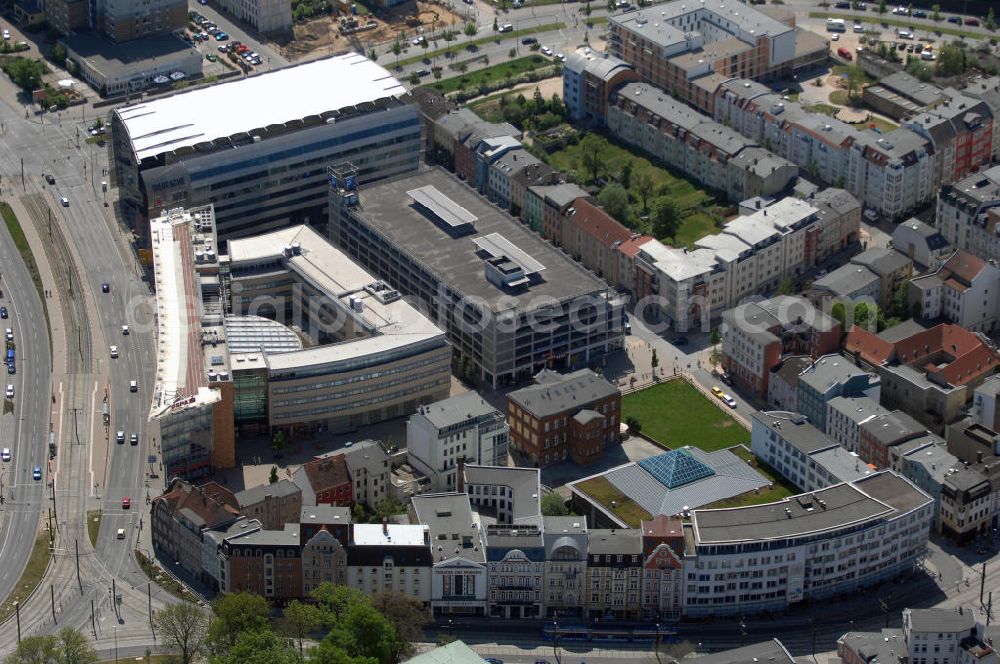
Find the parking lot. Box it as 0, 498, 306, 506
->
186, 10, 266, 73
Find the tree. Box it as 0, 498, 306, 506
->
209, 592, 271, 653
370, 591, 432, 662
211, 630, 299, 664
937, 42, 966, 76
269, 466, 279, 484
154, 602, 210, 664
710, 328, 721, 348
368, 47, 377, 60
51, 43, 67, 66
845, 65, 866, 100
283, 600, 323, 657
56, 628, 99, 664
373, 496, 406, 521
493, 16, 499, 31
464, 22, 477, 36
891, 283, 911, 320
0, 58, 47, 93
272, 429, 286, 457
878, 0, 886, 14
987, 7, 996, 31
311, 583, 370, 628
650, 197, 682, 240
635, 172, 655, 211
597, 183, 629, 222
931, 4, 940, 21
651, 348, 659, 369
905, 58, 933, 81
319, 595, 400, 664
579, 133, 608, 183
775, 277, 795, 295
508, 47, 516, 58
4, 635, 58, 664
624, 416, 642, 436
391, 40, 402, 65
620, 160, 634, 190
541, 493, 569, 516
607, 0, 614, 11
584, 1, 592, 16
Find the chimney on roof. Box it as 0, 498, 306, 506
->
977, 450, 983, 464
457, 457, 466, 493
383, 517, 389, 536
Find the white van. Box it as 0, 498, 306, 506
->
116, 528, 126, 540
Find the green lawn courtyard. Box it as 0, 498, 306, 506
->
431, 55, 555, 95
623, 380, 749, 452
544, 134, 720, 248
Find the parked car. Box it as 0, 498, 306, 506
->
540, 46, 553, 55
912, 9, 926, 17
831, 33, 840, 41
60, 196, 69, 207
0, 307, 7, 319
45, 174, 55, 185
0, 448, 9, 462
521, 37, 537, 45
711, 386, 724, 398
947, 15, 961, 23
722, 394, 737, 408
671, 336, 689, 346
4, 385, 12, 399
965, 17, 979, 26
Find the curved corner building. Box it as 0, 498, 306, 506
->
224, 224, 451, 436
682, 470, 933, 616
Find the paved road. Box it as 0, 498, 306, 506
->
0, 70, 174, 655
0, 163, 51, 619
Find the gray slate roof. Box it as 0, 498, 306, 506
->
508, 369, 619, 418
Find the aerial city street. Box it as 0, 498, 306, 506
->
0, 0, 999, 661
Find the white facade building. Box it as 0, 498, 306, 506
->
407, 393, 510, 492
346, 523, 432, 603
683, 471, 933, 616
216, 0, 291, 33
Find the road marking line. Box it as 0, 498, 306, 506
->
89, 380, 99, 497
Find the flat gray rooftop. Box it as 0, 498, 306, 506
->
355, 169, 610, 312
692, 479, 896, 544
63, 31, 196, 79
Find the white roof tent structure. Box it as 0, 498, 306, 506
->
408, 185, 477, 233
115, 54, 407, 163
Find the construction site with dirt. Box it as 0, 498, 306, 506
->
278, 0, 468, 62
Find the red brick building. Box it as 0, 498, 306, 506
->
507, 369, 621, 467
857, 411, 927, 469
220, 524, 303, 601
292, 453, 352, 506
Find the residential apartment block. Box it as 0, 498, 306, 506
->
715, 80, 935, 221
606, 0, 821, 115
795, 354, 880, 432
808, 248, 912, 310
639, 193, 859, 332
936, 167, 1000, 264
751, 411, 875, 493
721, 295, 841, 400
607, 82, 799, 203
407, 392, 510, 492
215, 0, 291, 33
234, 479, 302, 531
905, 92, 995, 189
563, 47, 639, 123
825, 395, 885, 453
346, 523, 433, 603
506, 369, 621, 467
846, 321, 1000, 432
892, 218, 951, 272
858, 410, 928, 470
839, 607, 999, 664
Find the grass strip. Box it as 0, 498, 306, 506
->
0, 202, 45, 306
135, 550, 196, 603
87, 510, 101, 548
396, 21, 565, 67
808, 11, 982, 39
432, 55, 556, 93
0, 532, 52, 622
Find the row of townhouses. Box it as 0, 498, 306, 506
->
153, 465, 933, 619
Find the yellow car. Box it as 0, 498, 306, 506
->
711, 386, 724, 398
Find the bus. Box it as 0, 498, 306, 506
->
826, 18, 846, 31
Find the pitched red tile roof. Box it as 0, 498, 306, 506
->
938, 250, 986, 293
847, 322, 999, 387
567, 199, 634, 250
844, 326, 893, 365
618, 235, 654, 259
302, 454, 351, 493
154, 479, 240, 528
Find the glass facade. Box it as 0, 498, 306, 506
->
233, 367, 268, 425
